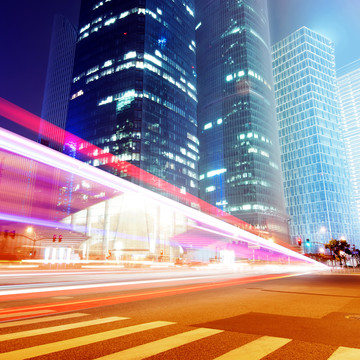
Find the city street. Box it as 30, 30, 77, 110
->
0, 267, 359, 359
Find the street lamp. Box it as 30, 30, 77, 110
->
26, 226, 37, 258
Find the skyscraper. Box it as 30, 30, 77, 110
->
40, 15, 77, 151
66, 0, 199, 197
272, 27, 359, 249
195, 0, 289, 242
337, 59, 360, 223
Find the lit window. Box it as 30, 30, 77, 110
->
93, 1, 104, 10
187, 82, 196, 91
206, 186, 216, 192
124, 51, 137, 60
217, 118, 223, 124
226, 74, 233, 82
98, 96, 113, 106
204, 122, 212, 130
71, 90, 84, 100
104, 17, 116, 26
199, 174, 205, 180
144, 53, 162, 67
103, 60, 113, 68
120, 11, 130, 19
80, 24, 90, 34
207, 168, 226, 177
185, 5, 194, 17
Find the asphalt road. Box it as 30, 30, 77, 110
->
0, 266, 359, 359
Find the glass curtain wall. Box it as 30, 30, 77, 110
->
196, 0, 289, 243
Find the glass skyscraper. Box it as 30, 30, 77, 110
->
40, 15, 77, 151
66, 0, 199, 197
337, 59, 360, 223
272, 27, 359, 249
196, 0, 289, 242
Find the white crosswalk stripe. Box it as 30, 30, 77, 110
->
327, 346, 360, 359
213, 335, 291, 360
0, 316, 128, 342
0, 312, 359, 360
95, 327, 223, 359
0, 320, 174, 360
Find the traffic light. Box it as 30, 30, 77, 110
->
160, 249, 164, 256
53, 235, 57, 242
297, 238, 302, 246
305, 239, 310, 246
59, 235, 62, 243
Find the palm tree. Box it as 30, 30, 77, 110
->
324, 239, 352, 267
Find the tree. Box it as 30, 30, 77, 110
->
351, 246, 360, 267
324, 239, 352, 267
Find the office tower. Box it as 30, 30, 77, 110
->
337, 59, 360, 223
196, 0, 289, 242
40, 15, 77, 151
66, 0, 199, 197
272, 27, 359, 249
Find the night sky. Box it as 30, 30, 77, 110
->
1, 0, 360, 122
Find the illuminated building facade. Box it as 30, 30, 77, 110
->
195, 0, 289, 242
40, 15, 77, 151
0, 124, 320, 267
66, 0, 199, 197
337, 59, 360, 222
272, 27, 359, 249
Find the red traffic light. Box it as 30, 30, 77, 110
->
160, 249, 164, 256
53, 235, 57, 242
59, 235, 62, 243
297, 238, 302, 246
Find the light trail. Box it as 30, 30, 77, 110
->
0, 274, 241, 296
0, 272, 307, 322
0, 126, 324, 266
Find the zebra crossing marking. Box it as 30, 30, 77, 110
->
327, 346, 360, 359
94, 327, 223, 359
0, 316, 128, 342
0, 312, 359, 360
0, 321, 175, 360
213, 335, 292, 359
0, 312, 87, 329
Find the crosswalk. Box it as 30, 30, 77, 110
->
0, 312, 359, 359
